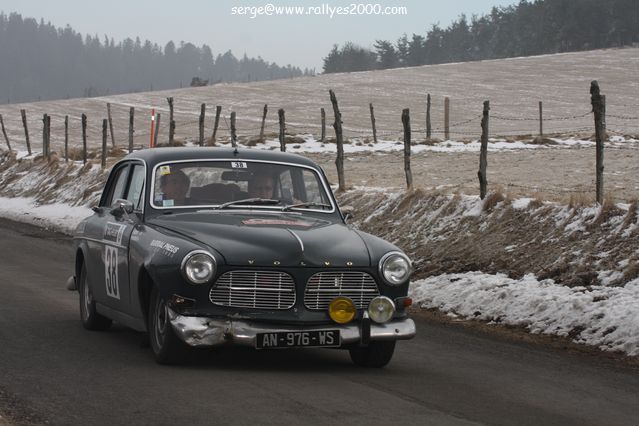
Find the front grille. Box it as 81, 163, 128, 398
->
209, 270, 295, 309
304, 271, 379, 310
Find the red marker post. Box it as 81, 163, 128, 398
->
149, 108, 156, 147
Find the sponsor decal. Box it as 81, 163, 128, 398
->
104, 222, 126, 245
242, 218, 313, 227
150, 239, 180, 257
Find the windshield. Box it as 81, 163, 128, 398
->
151, 160, 333, 212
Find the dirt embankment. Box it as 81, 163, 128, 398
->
340, 189, 639, 287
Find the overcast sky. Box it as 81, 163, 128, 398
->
1, 0, 519, 70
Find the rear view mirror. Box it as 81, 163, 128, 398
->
110, 199, 134, 218
341, 205, 354, 222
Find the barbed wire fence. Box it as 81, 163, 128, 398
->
1, 84, 638, 201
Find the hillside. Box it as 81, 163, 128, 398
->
0, 47, 638, 157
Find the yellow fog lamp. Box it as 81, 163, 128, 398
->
368, 296, 396, 324
328, 297, 356, 324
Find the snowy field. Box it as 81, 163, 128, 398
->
0, 47, 638, 156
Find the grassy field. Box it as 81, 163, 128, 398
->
1, 47, 638, 153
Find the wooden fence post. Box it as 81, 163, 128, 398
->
369, 103, 378, 143
444, 96, 450, 140
230, 111, 237, 147
0, 114, 11, 151
167, 97, 175, 146
260, 104, 268, 142
81, 113, 87, 164
478, 100, 490, 199
402, 108, 413, 190
329, 89, 345, 192
153, 113, 161, 147
128, 107, 134, 153
64, 115, 69, 162
278, 109, 286, 152
211, 105, 222, 145
107, 103, 115, 147
199, 103, 206, 147
42, 114, 50, 159
320, 108, 326, 142
591, 80, 606, 205
102, 119, 108, 168
426, 94, 432, 139
21, 109, 32, 156
538, 101, 543, 137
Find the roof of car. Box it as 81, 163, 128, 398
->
123, 147, 321, 168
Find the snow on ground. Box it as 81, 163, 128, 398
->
410, 272, 639, 356
194, 134, 639, 155
0, 196, 92, 234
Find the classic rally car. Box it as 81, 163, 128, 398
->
68, 147, 416, 366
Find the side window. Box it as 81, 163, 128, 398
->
103, 165, 130, 207
126, 165, 145, 210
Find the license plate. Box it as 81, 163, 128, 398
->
256, 330, 341, 349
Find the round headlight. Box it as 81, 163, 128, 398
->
379, 252, 412, 285
328, 297, 356, 324
368, 296, 396, 324
181, 250, 216, 284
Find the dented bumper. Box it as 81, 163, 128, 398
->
168, 308, 416, 348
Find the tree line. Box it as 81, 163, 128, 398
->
0, 12, 313, 104
323, 0, 639, 73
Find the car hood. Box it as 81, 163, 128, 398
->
147, 212, 371, 267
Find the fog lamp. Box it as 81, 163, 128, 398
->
368, 296, 396, 324
328, 297, 356, 324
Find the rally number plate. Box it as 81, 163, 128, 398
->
256, 330, 341, 349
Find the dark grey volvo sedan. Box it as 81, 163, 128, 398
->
68, 147, 416, 366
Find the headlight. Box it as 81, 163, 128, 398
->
379, 251, 412, 285
368, 296, 396, 323
181, 250, 216, 284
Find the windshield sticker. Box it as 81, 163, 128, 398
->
231, 161, 247, 169
163, 199, 175, 207
104, 222, 126, 245
160, 165, 172, 175
150, 239, 180, 257
242, 218, 313, 227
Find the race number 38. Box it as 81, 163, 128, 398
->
104, 246, 120, 299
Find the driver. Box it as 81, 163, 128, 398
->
247, 171, 276, 199
160, 169, 190, 206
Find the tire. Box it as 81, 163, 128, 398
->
349, 341, 396, 368
148, 286, 189, 364
79, 262, 112, 331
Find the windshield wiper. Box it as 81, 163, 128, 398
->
281, 202, 332, 212
217, 198, 280, 209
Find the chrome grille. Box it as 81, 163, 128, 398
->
209, 270, 295, 309
304, 272, 379, 310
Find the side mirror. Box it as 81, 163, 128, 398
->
110, 199, 134, 218
341, 205, 354, 222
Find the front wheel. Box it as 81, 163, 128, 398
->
78, 263, 112, 331
148, 287, 189, 364
349, 341, 396, 368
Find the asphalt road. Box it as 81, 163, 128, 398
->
1, 218, 638, 425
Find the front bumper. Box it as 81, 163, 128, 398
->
168, 308, 416, 348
